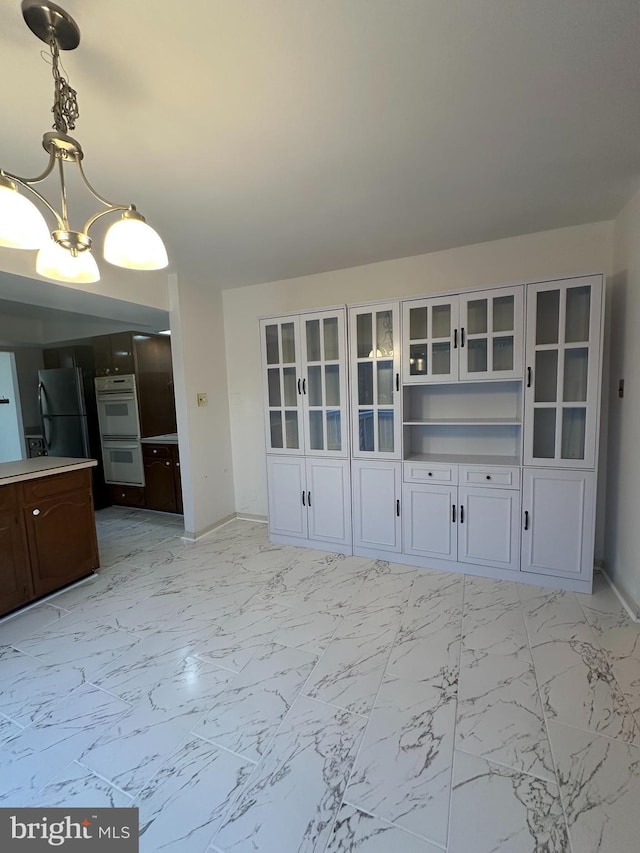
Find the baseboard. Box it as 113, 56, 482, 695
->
600, 566, 640, 623
236, 513, 268, 524
181, 512, 237, 542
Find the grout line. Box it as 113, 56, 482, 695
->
444, 574, 465, 849
453, 746, 557, 785
338, 798, 447, 850
186, 730, 258, 766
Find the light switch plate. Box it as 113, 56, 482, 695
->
197, 392, 208, 407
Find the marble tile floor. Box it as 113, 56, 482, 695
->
0, 506, 639, 852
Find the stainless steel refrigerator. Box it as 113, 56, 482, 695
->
38, 367, 90, 458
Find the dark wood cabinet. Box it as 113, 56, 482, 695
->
108, 484, 145, 508
93, 332, 135, 377
0, 484, 33, 615
0, 467, 99, 617
143, 443, 182, 514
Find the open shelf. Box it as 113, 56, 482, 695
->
404, 452, 521, 467
403, 418, 521, 426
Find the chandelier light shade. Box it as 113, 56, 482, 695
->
0, 1, 168, 283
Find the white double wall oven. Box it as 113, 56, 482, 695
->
260, 274, 604, 593
95, 375, 144, 487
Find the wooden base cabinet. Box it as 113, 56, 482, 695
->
352, 460, 402, 553
143, 444, 182, 514
0, 468, 99, 617
521, 468, 596, 581
266, 456, 351, 550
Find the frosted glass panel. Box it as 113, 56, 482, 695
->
357, 313, 373, 358
267, 369, 281, 407
281, 323, 296, 363
377, 360, 393, 405
467, 300, 487, 335
565, 286, 591, 343
306, 320, 321, 362
283, 367, 297, 406
308, 365, 322, 406
265, 325, 279, 364
493, 296, 514, 332
358, 362, 373, 405
325, 364, 340, 406
359, 410, 374, 451
536, 290, 560, 345
409, 344, 427, 375
326, 410, 341, 451
410, 306, 428, 340
467, 339, 487, 373
432, 342, 451, 375
534, 350, 558, 402
533, 408, 556, 458
270, 411, 283, 448
309, 410, 324, 451
432, 305, 451, 338
376, 311, 394, 357
284, 411, 299, 448
378, 410, 395, 453
561, 408, 586, 460
323, 317, 339, 360
563, 348, 588, 402
493, 336, 514, 371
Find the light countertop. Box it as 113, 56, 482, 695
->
0, 457, 97, 486
141, 433, 179, 445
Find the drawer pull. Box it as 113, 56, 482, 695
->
486, 475, 491, 480
32, 508, 40, 516
428, 472, 432, 477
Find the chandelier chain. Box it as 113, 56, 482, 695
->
49, 34, 78, 134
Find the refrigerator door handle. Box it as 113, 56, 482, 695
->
38, 382, 51, 450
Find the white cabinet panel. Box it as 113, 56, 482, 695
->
306, 458, 351, 546
458, 486, 520, 570
402, 296, 459, 383
403, 483, 457, 560
459, 286, 524, 381
521, 468, 596, 579
352, 460, 401, 552
266, 456, 307, 538
260, 317, 303, 455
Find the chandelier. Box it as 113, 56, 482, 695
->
0, 1, 168, 284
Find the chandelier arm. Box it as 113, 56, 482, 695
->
2, 171, 64, 231
76, 158, 131, 211
83, 205, 131, 235
2, 149, 57, 186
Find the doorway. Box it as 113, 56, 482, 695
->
0, 351, 26, 462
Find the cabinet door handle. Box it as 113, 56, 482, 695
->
524, 510, 529, 531
460, 504, 464, 524
302, 491, 306, 506
396, 499, 400, 517
460, 327, 465, 347
32, 508, 40, 516
454, 328, 458, 349
396, 373, 400, 392
302, 378, 306, 394
297, 378, 302, 395
527, 366, 532, 388
165, 461, 171, 467
486, 475, 491, 480
452, 504, 456, 523
308, 491, 312, 507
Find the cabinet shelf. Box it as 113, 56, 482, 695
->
404, 452, 521, 467
403, 418, 521, 426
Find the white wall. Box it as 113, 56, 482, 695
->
605, 186, 640, 613
0, 352, 25, 462
169, 275, 235, 538
223, 221, 614, 556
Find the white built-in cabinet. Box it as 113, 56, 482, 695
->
260, 274, 604, 593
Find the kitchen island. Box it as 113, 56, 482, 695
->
0, 457, 99, 618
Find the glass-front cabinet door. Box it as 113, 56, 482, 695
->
402, 296, 459, 383
300, 309, 349, 457
524, 276, 603, 468
459, 285, 524, 381
260, 317, 303, 454
349, 302, 401, 459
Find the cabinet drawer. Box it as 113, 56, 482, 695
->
142, 443, 172, 459
404, 462, 458, 485
109, 484, 146, 507
459, 465, 520, 489
21, 469, 91, 503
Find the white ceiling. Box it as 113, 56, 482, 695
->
1, 0, 639, 290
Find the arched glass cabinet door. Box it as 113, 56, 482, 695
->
349, 302, 401, 459
524, 275, 603, 468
